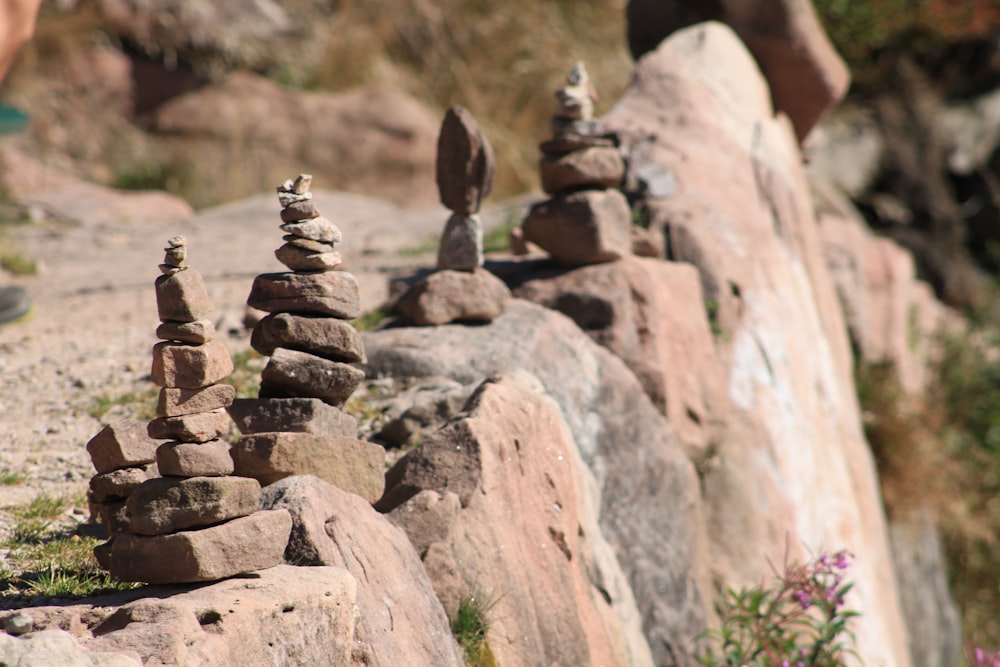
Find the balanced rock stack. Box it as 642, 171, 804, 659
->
394, 106, 511, 326
229, 175, 386, 503
97, 236, 291, 584
86, 419, 161, 538
522, 62, 632, 267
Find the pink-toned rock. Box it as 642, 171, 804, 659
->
156, 440, 235, 477
155, 268, 212, 323
157, 384, 235, 418
273, 244, 342, 272
87, 419, 162, 474
227, 397, 358, 436
90, 465, 158, 503
251, 312, 366, 363
395, 268, 511, 327
155, 319, 216, 344
436, 106, 495, 215
631, 224, 665, 257
127, 476, 261, 536
540, 146, 625, 194
259, 348, 364, 407
522, 189, 632, 266
106, 510, 292, 583
232, 432, 385, 502
247, 271, 361, 319
150, 340, 234, 389
147, 409, 230, 443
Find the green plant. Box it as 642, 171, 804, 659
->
13, 492, 68, 521
352, 307, 390, 333
87, 387, 158, 421
452, 594, 498, 667
0, 469, 27, 486
398, 239, 438, 257
704, 299, 724, 337
222, 349, 265, 399
0, 249, 36, 276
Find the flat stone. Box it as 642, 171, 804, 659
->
156, 439, 235, 477
155, 268, 212, 323
247, 271, 361, 319
151, 340, 234, 389
156, 319, 216, 344
539, 133, 615, 157
127, 476, 261, 536
158, 384, 235, 418
540, 146, 625, 194
436, 214, 483, 271
227, 398, 358, 436
251, 312, 366, 363
259, 348, 364, 407
274, 244, 342, 272
282, 235, 336, 254
395, 268, 511, 327
89, 465, 158, 503
106, 510, 292, 583
522, 189, 633, 266
232, 433, 386, 502
147, 409, 230, 443
436, 106, 495, 215
87, 419, 162, 474
280, 217, 342, 244
280, 199, 320, 222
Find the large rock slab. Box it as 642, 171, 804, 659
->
0, 630, 140, 667
247, 271, 361, 319
127, 476, 260, 535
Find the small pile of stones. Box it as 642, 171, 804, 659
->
229, 175, 386, 504
86, 419, 160, 538
95, 237, 291, 584
522, 62, 633, 266
394, 105, 510, 326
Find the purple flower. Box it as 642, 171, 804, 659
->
834, 552, 852, 570
794, 589, 811, 610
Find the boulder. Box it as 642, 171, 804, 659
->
154, 268, 212, 323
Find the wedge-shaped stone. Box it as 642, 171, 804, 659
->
147, 409, 230, 443
127, 476, 260, 536
106, 509, 292, 583
158, 384, 235, 418
155, 268, 212, 323
259, 348, 364, 407
228, 397, 358, 436
522, 189, 632, 267
251, 312, 366, 363
157, 439, 234, 477
540, 146, 624, 194
87, 419, 161, 474
232, 433, 385, 503
89, 465, 157, 503
247, 271, 361, 318
151, 340, 234, 389
395, 268, 510, 326
156, 319, 216, 344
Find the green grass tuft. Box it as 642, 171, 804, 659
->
222, 348, 265, 400
87, 387, 158, 421
0, 469, 28, 486
452, 594, 498, 667
352, 308, 390, 333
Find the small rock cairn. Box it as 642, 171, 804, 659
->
86, 419, 160, 540
394, 106, 510, 326
94, 236, 291, 584
521, 62, 632, 266
228, 175, 386, 504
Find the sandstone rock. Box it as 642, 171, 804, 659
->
386, 490, 462, 558
147, 409, 230, 443
157, 384, 235, 418
96, 500, 130, 536
154, 268, 212, 323
90, 465, 157, 503
227, 397, 358, 436
155, 319, 216, 344
540, 146, 625, 194
251, 312, 366, 363
156, 440, 235, 477
107, 510, 291, 583
436, 106, 495, 215
279, 216, 342, 244
151, 340, 234, 390
273, 244, 342, 272
232, 433, 385, 502
377, 379, 476, 448
0, 629, 141, 667
280, 199, 320, 222
540, 133, 616, 157
436, 213, 483, 271
86, 419, 161, 474
631, 224, 665, 257
395, 268, 511, 327
259, 348, 365, 407
282, 235, 334, 254
522, 189, 632, 266
247, 271, 361, 319
127, 476, 261, 536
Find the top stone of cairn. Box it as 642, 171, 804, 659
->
552, 62, 599, 136
436, 106, 495, 216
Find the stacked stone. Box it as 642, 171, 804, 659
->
97, 237, 291, 584
229, 175, 386, 504
394, 106, 510, 326
86, 419, 160, 538
522, 62, 632, 267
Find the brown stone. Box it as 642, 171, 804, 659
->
274, 244, 342, 272
247, 271, 361, 319
540, 146, 625, 194
251, 312, 366, 363
156, 439, 234, 477
155, 319, 216, 344
232, 433, 386, 502
107, 510, 292, 583
227, 398, 358, 436
436, 214, 482, 271
86, 419, 161, 474
89, 465, 157, 503
259, 348, 364, 407
95, 500, 130, 536
436, 106, 495, 215
539, 133, 615, 157
150, 340, 234, 389
157, 384, 235, 418
522, 189, 632, 266
280, 199, 320, 222
147, 409, 230, 443
395, 268, 511, 327
155, 268, 212, 323
127, 476, 261, 536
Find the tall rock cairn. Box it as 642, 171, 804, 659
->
229, 175, 386, 504
522, 62, 632, 266
394, 106, 510, 326
97, 236, 291, 584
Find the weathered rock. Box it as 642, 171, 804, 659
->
90, 465, 158, 503
273, 244, 342, 272
251, 312, 366, 363
151, 340, 234, 390
386, 490, 462, 558
155, 319, 216, 344
227, 397, 358, 436
154, 268, 212, 323
96, 500, 130, 536
540, 146, 625, 194
156, 439, 235, 477
2, 611, 34, 636
394, 268, 511, 327
281, 235, 334, 254
377, 379, 476, 448
436, 106, 495, 215
127, 476, 261, 536
280, 216, 342, 244
247, 271, 361, 319
436, 213, 483, 271
147, 409, 230, 443
157, 384, 235, 418
259, 348, 365, 407
86, 419, 161, 474
0, 630, 141, 667
522, 189, 632, 266
540, 133, 616, 157
232, 433, 385, 502
280, 199, 320, 222
631, 225, 665, 258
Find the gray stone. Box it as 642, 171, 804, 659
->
227, 397, 358, 436
394, 268, 511, 327
522, 189, 632, 266
157, 384, 235, 418
86, 419, 161, 474
3, 611, 34, 636
540, 146, 625, 194
436, 213, 483, 271
151, 340, 234, 390
280, 199, 320, 222
280, 216, 342, 244
259, 348, 364, 407
155, 319, 216, 344
274, 244, 342, 272
147, 409, 230, 443
247, 271, 361, 319
127, 476, 261, 536
436, 106, 495, 215
90, 465, 158, 503
251, 312, 366, 363
156, 439, 235, 477
281, 235, 335, 254
155, 268, 212, 323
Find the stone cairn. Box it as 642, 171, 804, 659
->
93, 236, 291, 584
394, 105, 511, 326
86, 419, 160, 540
228, 175, 386, 504
521, 62, 633, 266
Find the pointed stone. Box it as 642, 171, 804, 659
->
151, 340, 234, 389
247, 272, 361, 319
127, 476, 261, 536
259, 348, 364, 407
436, 106, 495, 215
155, 268, 212, 323
86, 419, 161, 474
228, 398, 358, 436
251, 312, 366, 363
